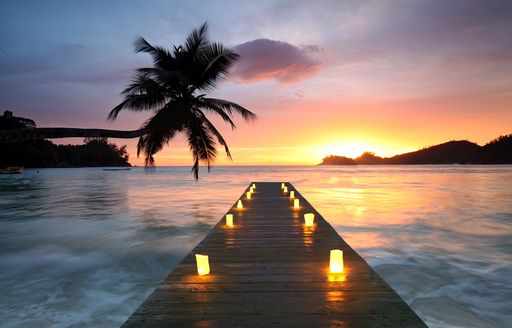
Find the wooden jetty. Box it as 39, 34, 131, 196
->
122, 182, 426, 327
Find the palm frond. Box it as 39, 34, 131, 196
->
196, 110, 232, 160
108, 95, 166, 120
196, 101, 237, 130
194, 43, 239, 92
184, 22, 209, 56
201, 98, 257, 121
187, 114, 217, 178
136, 67, 187, 90
134, 37, 175, 70
136, 103, 188, 167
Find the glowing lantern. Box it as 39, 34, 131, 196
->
304, 213, 315, 226
246, 191, 252, 199
250, 187, 254, 193
237, 200, 243, 208
283, 186, 288, 193
329, 249, 344, 273
293, 198, 300, 209
252, 183, 256, 189
195, 254, 210, 276
281, 182, 285, 189
290, 191, 295, 199
226, 213, 233, 227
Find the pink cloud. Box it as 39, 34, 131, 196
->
232, 38, 324, 84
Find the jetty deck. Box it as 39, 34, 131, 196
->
122, 182, 426, 327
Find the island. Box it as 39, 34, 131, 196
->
320, 135, 512, 165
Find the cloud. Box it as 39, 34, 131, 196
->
232, 39, 324, 84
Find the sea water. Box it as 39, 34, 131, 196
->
0, 166, 511, 328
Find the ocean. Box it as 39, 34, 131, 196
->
0, 165, 511, 327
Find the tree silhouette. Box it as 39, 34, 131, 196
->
0, 23, 256, 179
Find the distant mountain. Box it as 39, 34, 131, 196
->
320, 134, 512, 165
387, 140, 480, 164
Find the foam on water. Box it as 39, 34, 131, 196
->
0, 166, 511, 327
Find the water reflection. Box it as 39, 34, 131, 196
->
0, 166, 511, 328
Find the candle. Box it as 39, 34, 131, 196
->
329, 249, 344, 273
237, 200, 243, 208
195, 254, 210, 276
304, 213, 315, 226
290, 191, 295, 199
226, 213, 233, 227
246, 191, 252, 199
293, 198, 300, 209
283, 186, 288, 193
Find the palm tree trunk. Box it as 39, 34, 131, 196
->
0, 127, 148, 143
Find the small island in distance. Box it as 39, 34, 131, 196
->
321, 134, 512, 165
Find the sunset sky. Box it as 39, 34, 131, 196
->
1, 0, 511, 165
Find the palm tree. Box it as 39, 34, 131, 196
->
0, 23, 256, 178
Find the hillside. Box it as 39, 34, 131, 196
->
386, 140, 480, 164
0, 138, 131, 168
320, 135, 512, 165
0, 111, 131, 168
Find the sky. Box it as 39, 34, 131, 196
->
1, 0, 511, 165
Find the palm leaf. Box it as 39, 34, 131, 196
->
196, 110, 232, 160
201, 98, 257, 121
134, 37, 175, 70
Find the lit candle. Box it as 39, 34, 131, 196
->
283, 186, 288, 193
329, 249, 344, 273
304, 213, 315, 226
289, 191, 295, 199
226, 213, 233, 227
195, 254, 210, 276
293, 198, 300, 209
250, 187, 254, 193
237, 200, 243, 208
246, 191, 252, 199
281, 182, 285, 189
252, 183, 256, 189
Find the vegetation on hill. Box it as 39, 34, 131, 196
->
0, 111, 130, 168
0, 138, 130, 168
321, 135, 512, 165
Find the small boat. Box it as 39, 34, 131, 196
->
0, 166, 23, 174
102, 168, 132, 171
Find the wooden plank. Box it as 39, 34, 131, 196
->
121, 182, 426, 327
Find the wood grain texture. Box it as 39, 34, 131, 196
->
121, 182, 426, 327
